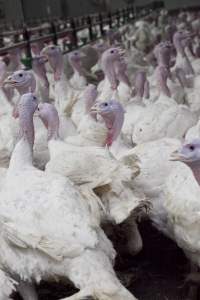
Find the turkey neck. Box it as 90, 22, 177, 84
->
173, 36, 186, 57
102, 58, 118, 90
135, 72, 146, 99
46, 117, 60, 141
174, 37, 194, 76
32, 61, 49, 88
186, 161, 200, 186
156, 66, 171, 98
114, 60, 130, 88
70, 60, 84, 76
9, 105, 35, 171
102, 109, 124, 146
15, 81, 35, 95
157, 49, 171, 68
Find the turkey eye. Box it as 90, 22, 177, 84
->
139, 128, 142, 132
110, 50, 114, 54
189, 145, 195, 151
104, 102, 108, 106
19, 73, 23, 77
74, 52, 78, 55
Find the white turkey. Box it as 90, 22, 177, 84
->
0, 93, 137, 300
38, 99, 148, 256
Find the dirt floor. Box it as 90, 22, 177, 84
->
13, 221, 194, 300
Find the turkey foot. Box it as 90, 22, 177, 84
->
132, 199, 152, 221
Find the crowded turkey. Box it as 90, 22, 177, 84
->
0, 3, 200, 300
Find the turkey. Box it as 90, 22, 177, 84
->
68, 50, 88, 90
38, 100, 147, 256
132, 65, 196, 144
41, 45, 82, 116
154, 139, 200, 297
0, 93, 137, 300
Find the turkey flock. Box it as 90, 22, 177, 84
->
0, 6, 200, 300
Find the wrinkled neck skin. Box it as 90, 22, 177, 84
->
102, 59, 118, 90
50, 54, 64, 81
102, 110, 124, 146
174, 37, 186, 57
114, 60, 131, 88
32, 62, 49, 88
157, 50, 171, 68
185, 161, 200, 186
48, 126, 60, 141
85, 101, 97, 121
9, 111, 34, 172
174, 37, 194, 76
42, 119, 60, 141
9, 52, 21, 71
135, 72, 145, 99
70, 60, 84, 76
15, 79, 36, 95
156, 66, 171, 98
32, 42, 44, 56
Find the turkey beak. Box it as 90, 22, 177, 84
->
118, 49, 126, 57
3, 77, 16, 86
40, 55, 48, 63
170, 150, 182, 161
34, 110, 39, 117
90, 102, 100, 113
80, 52, 86, 58
40, 48, 48, 60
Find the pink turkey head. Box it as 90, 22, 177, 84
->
4, 70, 36, 118
18, 93, 38, 147
32, 56, 49, 88
173, 31, 191, 56
7, 48, 21, 71
38, 103, 60, 140
31, 41, 45, 56
91, 100, 125, 146
101, 47, 124, 90
4, 70, 36, 94
68, 50, 86, 75
41, 45, 63, 81
173, 31, 195, 75
171, 139, 200, 185
93, 42, 108, 57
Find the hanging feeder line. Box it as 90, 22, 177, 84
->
0, 1, 164, 69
